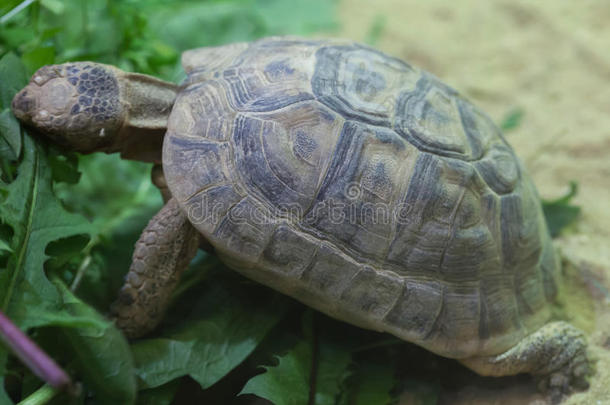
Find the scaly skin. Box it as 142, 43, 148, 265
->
111, 198, 199, 338
462, 321, 590, 404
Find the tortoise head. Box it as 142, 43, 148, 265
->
12, 62, 125, 153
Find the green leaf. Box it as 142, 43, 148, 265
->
0, 27, 36, 51
499, 108, 524, 132
0, 134, 93, 329
49, 280, 136, 405
44, 234, 90, 272
242, 313, 353, 405
241, 339, 312, 405
47, 149, 80, 185
55, 153, 161, 225
0, 239, 12, 253
542, 181, 581, 237
132, 273, 288, 390
0, 109, 22, 161
0, 54, 28, 110
313, 338, 353, 405
21, 47, 56, 74
0, 0, 24, 17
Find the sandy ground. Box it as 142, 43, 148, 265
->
336, 1, 610, 404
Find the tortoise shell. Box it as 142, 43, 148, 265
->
162, 38, 559, 359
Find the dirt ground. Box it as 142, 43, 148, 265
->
336, 1, 610, 404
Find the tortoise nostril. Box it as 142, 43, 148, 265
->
12, 89, 34, 120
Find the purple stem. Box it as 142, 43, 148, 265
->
0, 310, 72, 391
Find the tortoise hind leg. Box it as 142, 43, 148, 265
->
461, 321, 590, 404
111, 198, 199, 338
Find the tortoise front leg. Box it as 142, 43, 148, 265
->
111, 198, 199, 338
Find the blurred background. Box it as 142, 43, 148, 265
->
1, 0, 609, 404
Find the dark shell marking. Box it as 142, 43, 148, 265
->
66, 64, 119, 123
164, 38, 558, 359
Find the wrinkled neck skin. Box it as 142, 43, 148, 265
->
112, 71, 180, 163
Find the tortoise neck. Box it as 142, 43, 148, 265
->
114, 72, 180, 163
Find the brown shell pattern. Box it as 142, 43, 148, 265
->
163, 38, 559, 359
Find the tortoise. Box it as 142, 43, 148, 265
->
12, 37, 589, 401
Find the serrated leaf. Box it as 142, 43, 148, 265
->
0, 134, 93, 329
50, 280, 136, 405
542, 181, 581, 237
242, 314, 353, 405
132, 274, 288, 390
241, 339, 312, 405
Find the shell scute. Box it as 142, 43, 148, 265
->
340, 266, 404, 322
163, 135, 233, 200
312, 44, 419, 127
298, 244, 360, 303
383, 280, 443, 340
168, 80, 236, 141
231, 100, 344, 211
213, 196, 276, 266
260, 225, 318, 279
429, 285, 481, 357
187, 39, 320, 112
